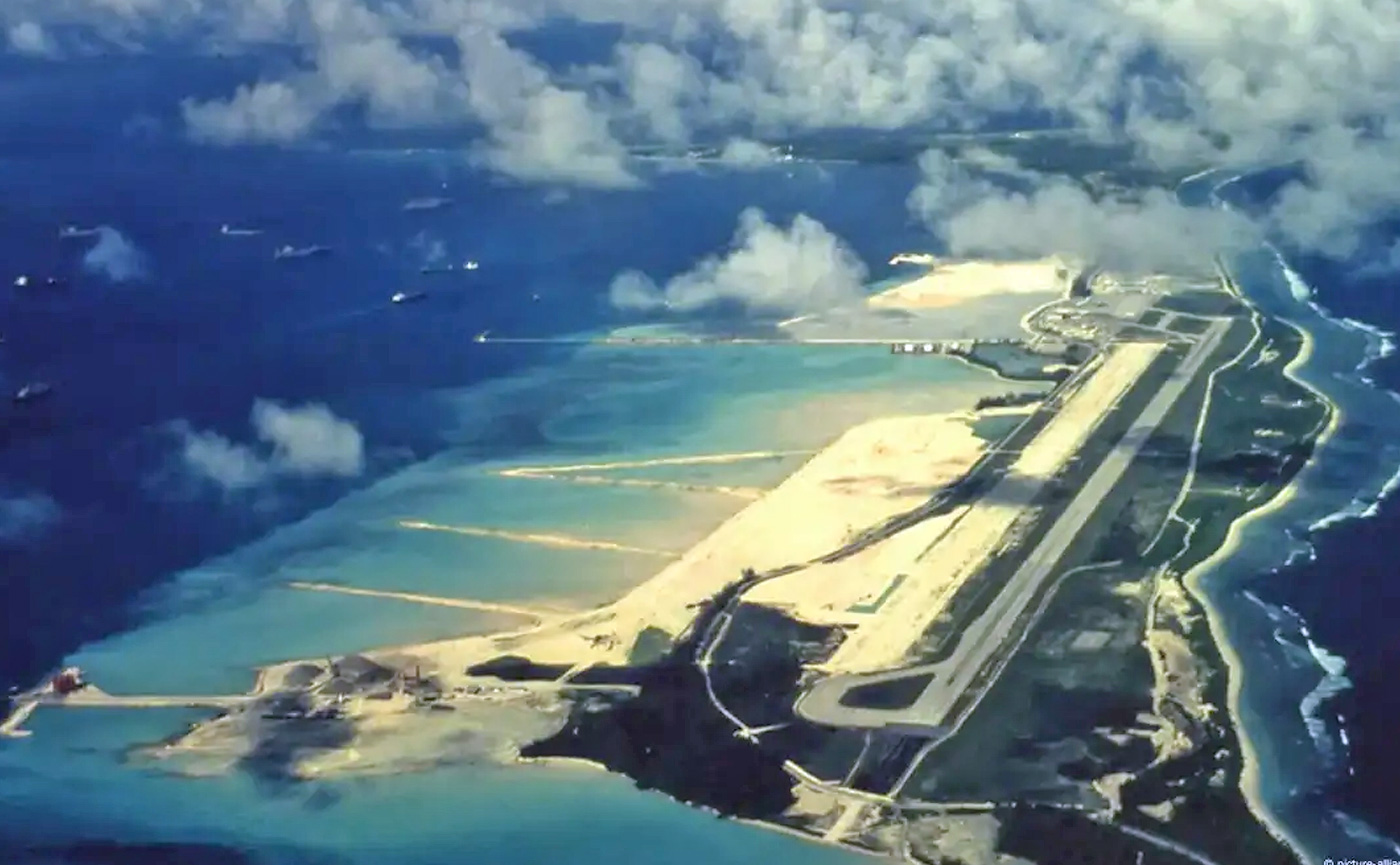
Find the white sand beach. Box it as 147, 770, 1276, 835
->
869, 258, 1072, 310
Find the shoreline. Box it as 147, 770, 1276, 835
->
1181, 313, 1321, 856
1185, 253, 1357, 862
515, 755, 609, 772
1171, 167, 1400, 860
732, 816, 892, 860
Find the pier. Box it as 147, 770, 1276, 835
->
3, 688, 250, 737
471, 333, 985, 351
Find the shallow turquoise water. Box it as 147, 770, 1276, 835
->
2, 708, 869, 865
3, 339, 1003, 865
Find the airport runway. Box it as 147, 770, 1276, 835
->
798, 322, 1227, 733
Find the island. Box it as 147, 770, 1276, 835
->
3, 252, 1326, 865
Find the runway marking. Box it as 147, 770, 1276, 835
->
397, 520, 678, 558
285, 581, 561, 621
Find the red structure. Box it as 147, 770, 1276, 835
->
50, 667, 85, 695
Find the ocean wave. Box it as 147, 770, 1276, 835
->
1334, 810, 1400, 857
1210, 169, 1400, 855
1273, 260, 1400, 538
1249, 594, 1353, 773
1271, 249, 1315, 303
1298, 636, 1351, 770
1308, 497, 1377, 533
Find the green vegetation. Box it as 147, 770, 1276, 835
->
913, 345, 1184, 666
993, 807, 1201, 865
1116, 324, 1169, 341
1145, 316, 1326, 570
905, 558, 1157, 803
838, 672, 935, 710
903, 297, 1317, 864
970, 411, 1035, 442
974, 391, 1044, 411
965, 342, 1067, 381
776, 130, 1154, 181
1165, 316, 1212, 336
1156, 290, 1244, 317
628, 627, 675, 666
1138, 309, 1165, 328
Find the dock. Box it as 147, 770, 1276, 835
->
3, 688, 250, 737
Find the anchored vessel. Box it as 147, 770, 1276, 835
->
273, 244, 331, 260
13, 382, 53, 404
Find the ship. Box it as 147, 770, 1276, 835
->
273, 244, 331, 260
13, 382, 53, 404
403, 196, 453, 212
13, 276, 66, 290
420, 259, 480, 275
391, 291, 427, 304
220, 224, 263, 236
58, 225, 100, 239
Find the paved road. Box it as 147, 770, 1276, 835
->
799, 322, 1227, 734
40, 690, 251, 709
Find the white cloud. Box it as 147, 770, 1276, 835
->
7, 21, 55, 56
184, 81, 325, 145
909, 150, 1259, 271
715, 137, 777, 168
176, 400, 365, 493
178, 424, 272, 491
610, 207, 868, 315
459, 28, 638, 188
82, 226, 149, 283
6, 0, 1400, 255
251, 400, 364, 478
0, 492, 59, 543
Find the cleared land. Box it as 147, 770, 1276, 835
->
813, 342, 1162, 677
870, 258, 1071, 310
798, 322, 1226, 739
317, 412, 990, 684
602, 413, 987, 640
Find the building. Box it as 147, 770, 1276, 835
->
50, 667, 85, 695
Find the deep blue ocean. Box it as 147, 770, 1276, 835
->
1252, 248, 1400, 843
0, 52, 931, 690
6, 52, 1400, 864
0, 52, 935, 865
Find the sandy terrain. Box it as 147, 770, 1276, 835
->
332, 413, 988, 684
820, 343, 1162, 674
870, 258, 1070, 311
744, 507, 966, 627
601, 413, 987, 639
889, 252, 939, 266
777, 258, 1070, 343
